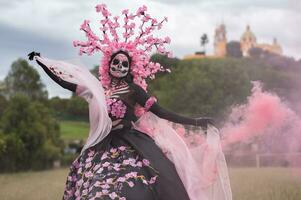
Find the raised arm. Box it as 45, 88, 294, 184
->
131, 83, 213, 127
28, 52, 77, 92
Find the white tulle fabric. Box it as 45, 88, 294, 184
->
134, 112, 232, 200
34, 56, 112, 154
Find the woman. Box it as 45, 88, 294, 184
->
28, 4, 231, 200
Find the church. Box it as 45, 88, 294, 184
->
214, 24, 282, 57
184, 24, 282, 59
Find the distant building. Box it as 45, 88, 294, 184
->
240, 25, 282, 56
214, 23, 227, 57
183, 24, 283, 60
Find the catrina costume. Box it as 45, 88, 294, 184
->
28, 4, 232, 200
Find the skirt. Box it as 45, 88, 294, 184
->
62, 128, 190, 200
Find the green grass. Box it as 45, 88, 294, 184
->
229, 168, 301, 200
59, 120, 89, 141
0, 168, 300, 200
0, 169, 67, 200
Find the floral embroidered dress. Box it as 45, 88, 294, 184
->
62, 81, 191, 200
31, 54, 232, 200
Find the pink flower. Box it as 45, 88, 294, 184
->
84, 171, 93, 178
103, 162, 110, 167
123, 159, 130, 165
80, 20, 90, 30
107, 99, 127, 119
143, 179, 148, 185
110, 148, 117, 153
117, 177, 126, 182
149, 176, 158, 184
102, 189, 109, 195
145, 97, 157, 111
142, 159, 150, 166
95, 192, 102, 197
136, 5, 147, 16
122, 9, 129, 15
137, 161, 142, 167
88, 150, 95, 157
106, 178, 113, 184
101, 152, 108, 160
118, 146, 126, 151
164, 36, 171, 44
85, 162, 92, 168
95, 4, 111, 17
83, 182, 89, 188
74, 3, 173, 92
86, 157, 93, 163
95, 4, 105, 12
109, 192, 118, 199
128, 181, 134, 187
82, 189, 88, 195
135, 105, 146, 117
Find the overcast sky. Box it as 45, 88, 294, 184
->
0, 0, 300, 98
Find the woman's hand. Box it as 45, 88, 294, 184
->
28, 51, 40, 60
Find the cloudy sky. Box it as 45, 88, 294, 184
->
0, 0, 300, 98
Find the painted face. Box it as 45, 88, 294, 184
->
109, 53, 130, 78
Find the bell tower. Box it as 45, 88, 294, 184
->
214, 23, 227, 57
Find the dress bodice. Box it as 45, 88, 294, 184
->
105, 82, 141, 129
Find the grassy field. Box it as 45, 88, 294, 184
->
59, 120, 89, 141
0, 168, 300, 200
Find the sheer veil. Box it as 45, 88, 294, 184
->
34, 56, 112, 154
134, 112, 232, 200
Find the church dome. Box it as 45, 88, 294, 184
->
241, 25, 257, 43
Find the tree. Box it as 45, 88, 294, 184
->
149, 54, 180, 92
0, 95, 7, 116
0, 80, 5, 96
90, 65, 99, 79
226, 41, 243, 58
66, 96, 89, 120
148, 57, 252, 120
4, 58, 48, 100
0, 94, 63, 171
200, 33, 209, 55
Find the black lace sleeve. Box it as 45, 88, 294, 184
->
36, 59, 77, 92
131, 83, 197, 126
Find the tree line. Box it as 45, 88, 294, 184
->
0, 49, 300, 172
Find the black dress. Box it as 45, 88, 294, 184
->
31, 54, 232, 200
62, 82, 191, 200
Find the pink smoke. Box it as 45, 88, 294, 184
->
221, 81, 301, 156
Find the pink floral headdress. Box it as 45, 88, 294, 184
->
73, 4, 172, 91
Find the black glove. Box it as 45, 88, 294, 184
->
196, 117, 215, 128
28, 51, 40, 61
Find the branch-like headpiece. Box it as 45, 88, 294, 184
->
73, 4, 172, 90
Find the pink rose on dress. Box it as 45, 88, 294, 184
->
128, 181, 134, 187
118, 146, 126, 151
106, 98, 127, 118
142, 159, 150, 166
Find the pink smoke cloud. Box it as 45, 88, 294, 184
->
221, 81, 301, 156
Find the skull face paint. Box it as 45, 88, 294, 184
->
109, 53, 130, 78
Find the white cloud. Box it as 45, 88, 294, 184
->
0, 0, 300, 97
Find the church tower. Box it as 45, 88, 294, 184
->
214, 23, 227, 57
240, 25, 257, 56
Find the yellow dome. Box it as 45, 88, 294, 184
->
241, 25, 256, 43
